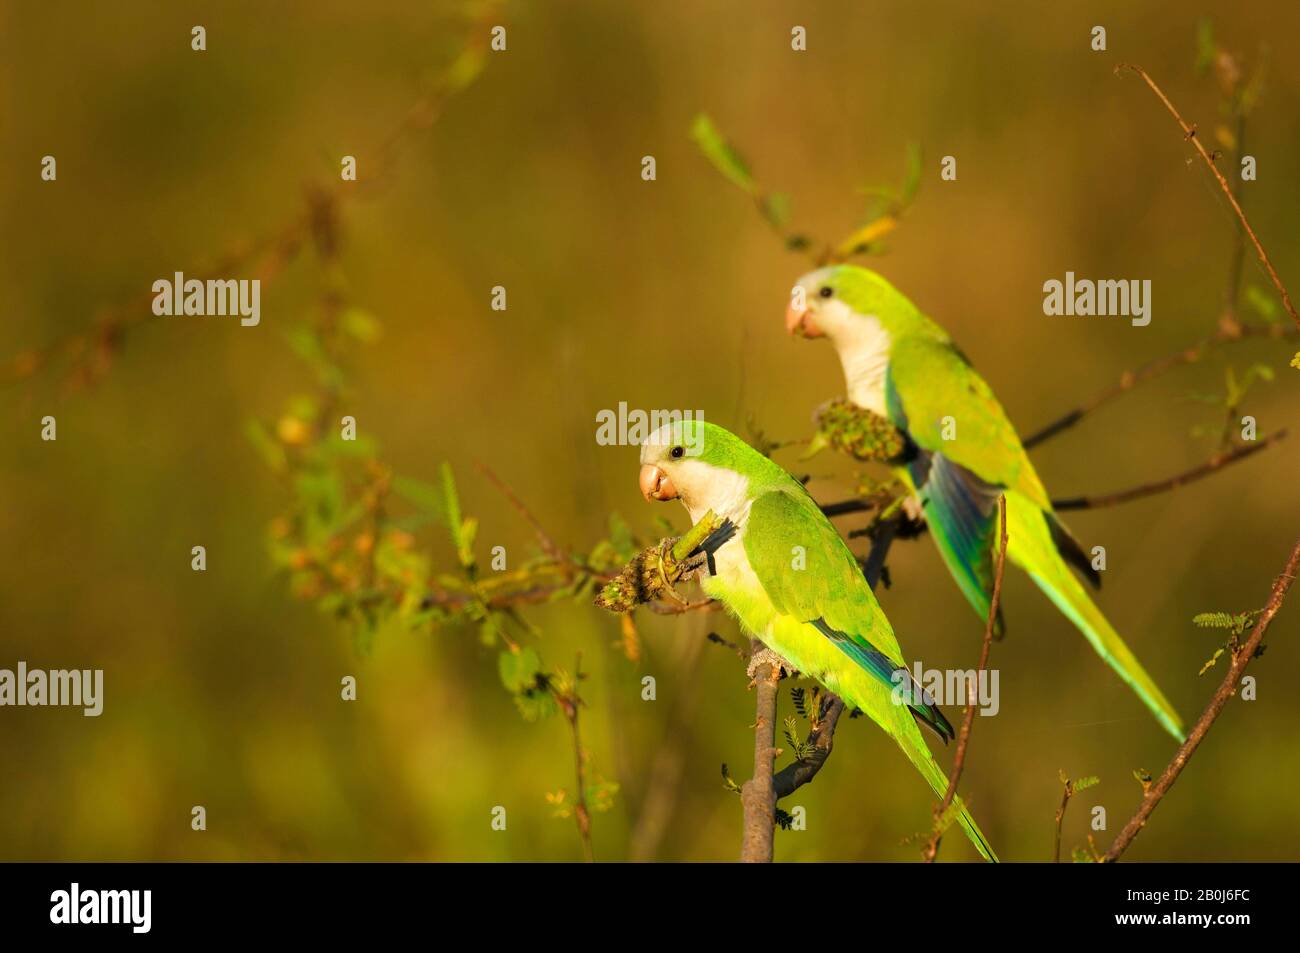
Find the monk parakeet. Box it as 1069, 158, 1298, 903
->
785, 264, 1185, 741
639, 419, 997, 861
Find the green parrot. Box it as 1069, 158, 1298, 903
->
784, 264, 1185, 741
639, 419, 997, 861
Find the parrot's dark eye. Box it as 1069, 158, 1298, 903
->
818, 286, 833, 298
670, 446, 684, 459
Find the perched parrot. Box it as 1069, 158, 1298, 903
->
639, 419, 997, 861
784, 264, 1185, 741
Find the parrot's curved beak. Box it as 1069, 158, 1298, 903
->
785, 302, 824, 338
639, 464, 678, 502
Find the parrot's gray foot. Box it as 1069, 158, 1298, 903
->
747, 646, 795, 681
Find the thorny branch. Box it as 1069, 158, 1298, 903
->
2, 7, 499, 392
1022, 322, 1298, 448
1051, 429, 1289, 511
551, 655, 595, 863
922, 495, 1007, 863
1053, 773, 1099, 864
1116, 63, 1300, 333
1102, 535, 1300, 862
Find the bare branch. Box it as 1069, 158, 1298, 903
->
1116, 63, 1300, 332
550, 654, 595, 863
1054, 776, 1080, 864
1051, 430, 1287, 511
739, 643, 782, 863
1102, 534, 1300, 861
1023, 323, 1298, 449
474, 460, 569, 564
923, 494, 1007, 863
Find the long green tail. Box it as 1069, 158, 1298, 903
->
901, 734, 999, 862
1005, 492, 1186, 742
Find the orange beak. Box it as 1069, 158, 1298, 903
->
785, 301, 824, 338
639, 464, 678, 502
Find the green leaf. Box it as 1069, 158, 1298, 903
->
1073, 776, 1100, 792
440, 463, 475, 568
1244, 284, 1280, 322
607, 512, 638, 561
1195, 18, 1216, 75
782, 715, 800, 751
1193, 611, 1236, 629
342, 307, 382, 342
720, 763, 743, 795
445, 46, 486, 93
498, 647, 543, 693
393, 475, 447, 521
761, 192, 792, 229
245, 419, 287, 473
514, 689, 559, 722
690, 113, 755, 194
900, 141, 923, 204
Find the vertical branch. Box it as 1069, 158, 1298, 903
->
740, 643, 781, 863
553, 654, 595, 863
1117, 63, 1300, 332
922, 495, 1007, 862
1053, 777, 1077, 864
738, 519, 899, 862
1102, 534, 1300, 861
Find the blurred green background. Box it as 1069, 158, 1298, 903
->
2, 0, 1298, 862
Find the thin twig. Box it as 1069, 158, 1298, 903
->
3, 3, 501, 391
1054, 776, 1077, 864
1116, 63, 1300, 332
552, 654, 595, 863
773, 693, 846, 799
474, 460, 569, 564
1102, 534, 1300, 862
1051, 430, 1287, 511
643, 598, 721, 616
923, 494, 1007, 863
1023, 323, 1297, 449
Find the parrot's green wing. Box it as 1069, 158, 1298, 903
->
884, 333, 1090, 628
741, 488, 951, 740
885, 333, 1184, 740
737, 487, 998, 860
885, 333, 1048, 507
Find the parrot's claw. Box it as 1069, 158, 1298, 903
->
677, 549, 710, 580
747, 646, 794, 682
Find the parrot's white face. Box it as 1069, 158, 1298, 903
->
787, 268, 893, 416
640, 425, 751, 524
786, 267, 856, 340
